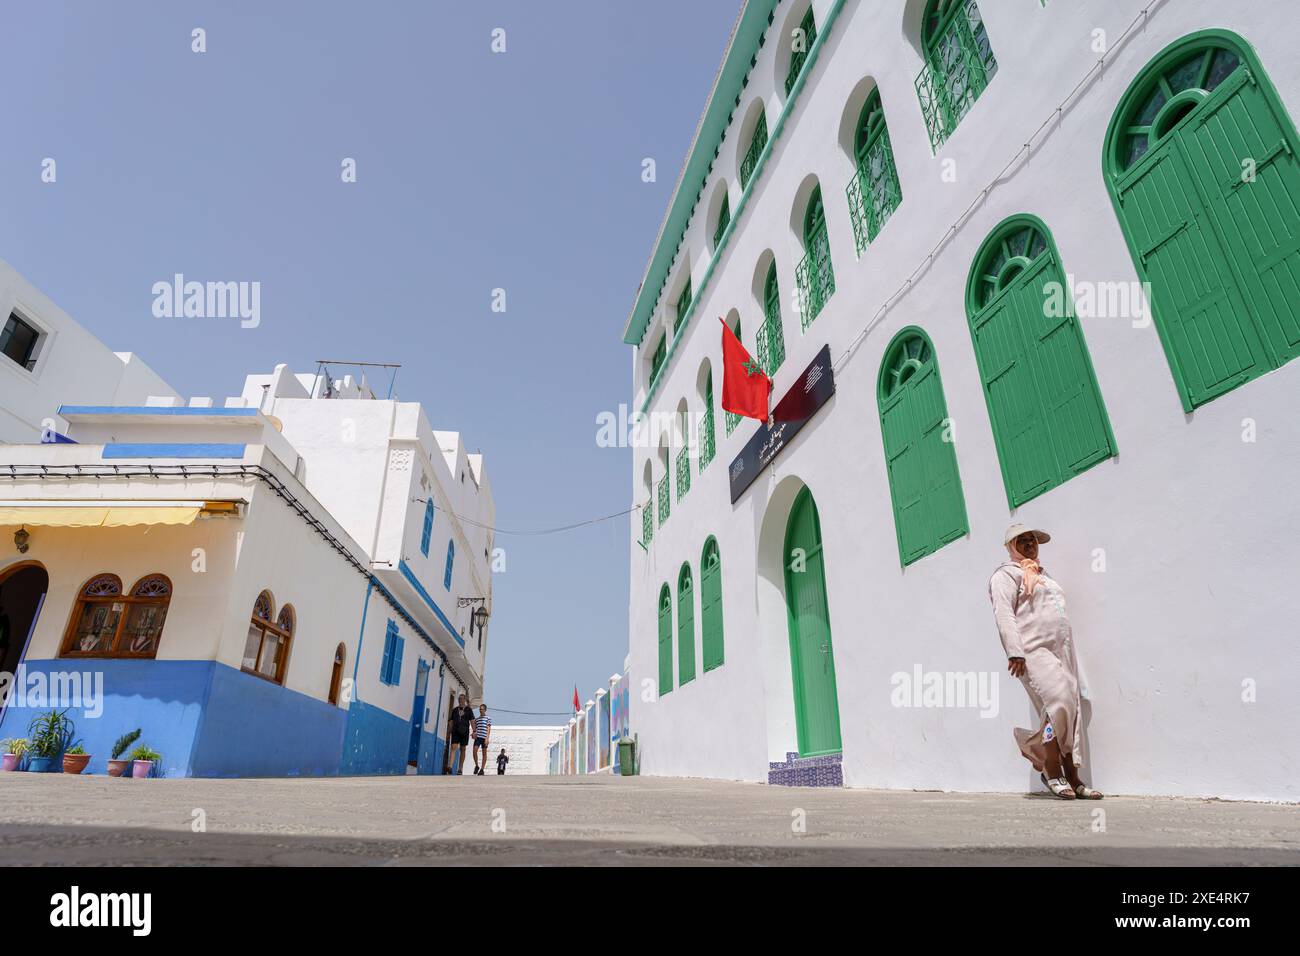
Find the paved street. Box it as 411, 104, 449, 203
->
1, 773, 1297, 866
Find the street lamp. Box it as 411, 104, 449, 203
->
458, 598, 490, 643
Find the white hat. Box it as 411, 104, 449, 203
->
1004, 523, 1050, 545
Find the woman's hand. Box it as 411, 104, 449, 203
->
1007, 657, 1026, 678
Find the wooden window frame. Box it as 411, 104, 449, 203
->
59, 573, 172, 660
242, 591, 294, 685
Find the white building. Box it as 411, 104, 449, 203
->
0, 272, 496, 776
625, 0, 1300, 800
487, 725, 564, 775
0, 259, 178, 443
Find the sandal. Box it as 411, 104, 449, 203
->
1040, 772, 1077, 799
1073, 783, 1104, 800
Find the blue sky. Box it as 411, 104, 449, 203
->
0, 0, 741, 722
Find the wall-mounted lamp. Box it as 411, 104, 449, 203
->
14, 526, 30, 554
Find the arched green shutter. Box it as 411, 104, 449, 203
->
700, 538, 724, 672
1103, 32, 1300, 410
966, 216, 1116, 507
756, 262, 786, 375
796, 186, 835, 329
657, 584, 673, 696
878, 329, 968, 565
677, 564, 695, 686
847, 88, 903, 254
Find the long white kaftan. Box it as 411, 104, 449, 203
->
988, 562, 1085, 771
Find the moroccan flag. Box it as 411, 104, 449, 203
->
573, 686, 580, 713
720, 317, 771, 421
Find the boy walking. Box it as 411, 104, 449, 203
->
471, 704, 492, 775
496, 748, 509, 775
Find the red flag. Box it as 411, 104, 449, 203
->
573, 686, 580, 713
720, 317, 771, 421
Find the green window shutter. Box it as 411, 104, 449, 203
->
796, 186, 835, 329
846, 88, 903, 255
649, 334, 667, 383
674, 279, 693, 335
966, 216, 1116, 507
878, 330, 968, 565
713, 194, 731, 249
784, 7, 817, 96
914, 0, 997, 151
700, 374, 717, 471
677, 564, 695, 686
700, 537, 724, 672
657, 585, 673, 696
1103, 33, 1300, 410
756, 262, 786, 375
740, 112, 768, 189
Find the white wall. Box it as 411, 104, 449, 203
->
628, 0, 1300, 801
0, 260, 179, 443
487, 725, 565, 774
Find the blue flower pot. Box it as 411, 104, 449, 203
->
27, 756, 60, 773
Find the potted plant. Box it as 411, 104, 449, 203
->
1, 738, 28, 772
26, 709, 75, 772
62, 742, 91, 775
107, 729, 141, 778
128, 744, 161, 779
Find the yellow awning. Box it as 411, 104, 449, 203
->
0, 505, 201, 528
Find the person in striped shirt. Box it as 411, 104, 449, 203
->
471, 704, 492, 776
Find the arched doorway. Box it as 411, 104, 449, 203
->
1103, 30, 1300, 410
0, 562, 49, 720
783, 488, 841, 756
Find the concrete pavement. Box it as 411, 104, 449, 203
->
0, 772, 1296, 865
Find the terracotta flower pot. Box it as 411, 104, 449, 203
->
107, 759, 131, 778
131, 759, 154, 779
1, 754, 19, 772
62, 753, 91, 775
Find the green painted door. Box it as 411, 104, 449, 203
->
677, 565, 696, 686
783, 488, 841, 756
1109, 40, 1300, 409
969, 218, 1115, 507
701, 538, 724, 672
657, 585, 673, 697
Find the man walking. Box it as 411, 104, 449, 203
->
471, 703, 492, 775
447, 693, 475, 775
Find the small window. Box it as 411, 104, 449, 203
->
241, 590, 293, 684
915, 0, 997, 150
443, 540, 455, 590
674, 279, 693, 335
648, 333, 667, 383
740, 111, 768, 188
329, 643, 346, 705
420, 499, 435, 557
380, 620, 404, 685
796, 185, 835, 329
1, 312, 41, 371
713, 193, 731, 250
60, 573, 171, 659
784, 7, 817, 96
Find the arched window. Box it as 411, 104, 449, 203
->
700, 369, 717, 471
847, 87, 902, 254
713, 193, 731, 250
740, 111, 767, 189
700, 537, 724, 672
61, 573, 172, 659
674, 278, 693, 335
756, 262, 786, 375
724, 315, 743, 436
677, 563, 695, 687
784, 6, 817, 96
648, 331, 667, 385
796, 185, 835, 329
242, 590, 292, 684
657, 584, 673, 697
878, 329, 968, 565
420, 498, 434, 557
443, 540, 455, 590
915, 0, 997, 150
329, 642, 346, 706
1103, 30, 1300, 411
966, 215, 1116, 507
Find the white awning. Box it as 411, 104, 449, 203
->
0, 500, 215, 527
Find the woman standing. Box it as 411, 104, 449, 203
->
988, 524, 1103, 800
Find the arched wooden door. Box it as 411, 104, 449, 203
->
783, 488, 841, 756
1103, 30, 1300, 410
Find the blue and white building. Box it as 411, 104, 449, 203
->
0, 269, 495, 777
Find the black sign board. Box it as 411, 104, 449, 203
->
727, 344, 835, 503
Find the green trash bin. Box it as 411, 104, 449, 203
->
618, 737, 636, 776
